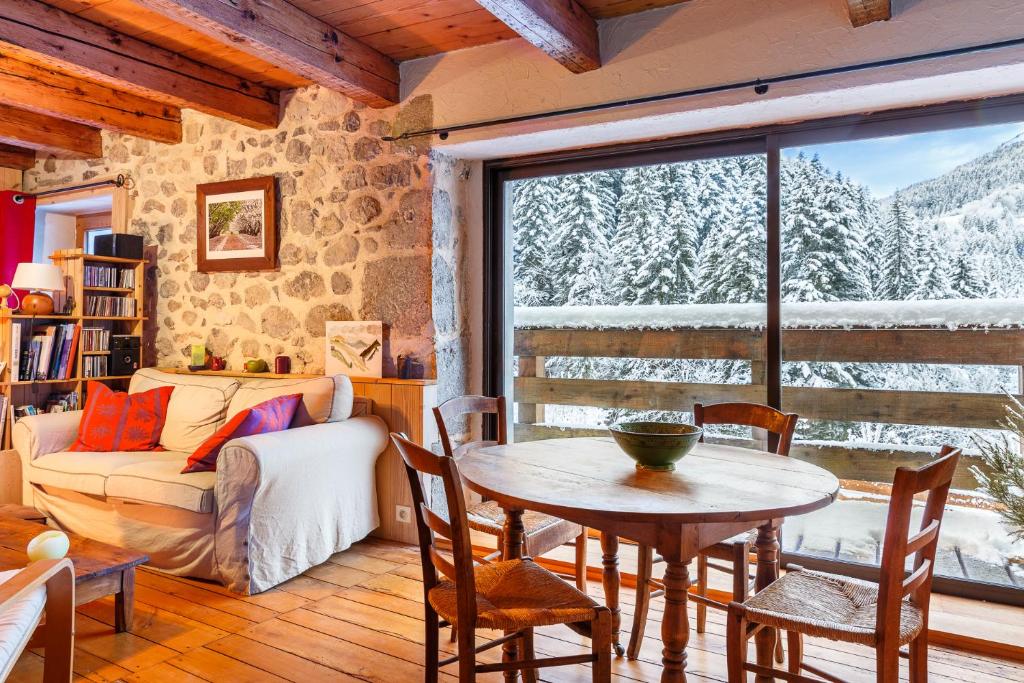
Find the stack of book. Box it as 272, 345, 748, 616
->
84, 264, 135, 289
85, 295, 136, 317
11, 323, 80, 381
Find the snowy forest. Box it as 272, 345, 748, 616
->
511, 133, 1024, 447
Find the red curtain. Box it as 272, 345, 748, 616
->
0, 190, 36, 287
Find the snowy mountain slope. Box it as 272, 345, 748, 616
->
895, 132, 1024, 218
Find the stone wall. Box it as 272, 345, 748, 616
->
24, 87, 439, 376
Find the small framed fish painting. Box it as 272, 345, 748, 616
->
325, 321, 383, 378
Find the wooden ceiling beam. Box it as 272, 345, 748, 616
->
0, 143, 35, 170
476, 0, 600, 73
0, 0, 279, 129
0, 54, 182, 145
144, 0, 399, 108
847, 0, 891, 27
0, 103, 102, 159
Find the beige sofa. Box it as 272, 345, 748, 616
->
12, 369, 388, 594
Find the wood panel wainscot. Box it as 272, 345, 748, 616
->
158, 369, 437, 545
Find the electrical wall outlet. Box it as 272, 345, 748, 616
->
395, 505, 413, 524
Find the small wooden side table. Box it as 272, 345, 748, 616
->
0, 504, 47, 524
0, 515, 147, 632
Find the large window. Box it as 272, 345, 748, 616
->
488, 99, 1024, 604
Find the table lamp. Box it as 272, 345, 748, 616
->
11, 263, 65, 315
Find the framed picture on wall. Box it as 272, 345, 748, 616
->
325, 321, 384, 378
197, 176, 277, 273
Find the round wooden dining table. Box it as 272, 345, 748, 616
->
459, 436, 840, 683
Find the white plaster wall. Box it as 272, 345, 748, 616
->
34, 212, 75, 262
402, 0, 1024, 158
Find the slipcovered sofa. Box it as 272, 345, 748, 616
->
12, 368, 388, 594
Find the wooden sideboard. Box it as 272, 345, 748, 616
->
157, 369, 436, 545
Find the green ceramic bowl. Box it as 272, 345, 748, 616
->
609, 422, 703, 471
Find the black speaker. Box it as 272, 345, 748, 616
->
110, 335, 141, 376
94, 234, 144, 260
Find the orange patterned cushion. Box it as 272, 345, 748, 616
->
69, 381, 173, 452
182, 393, 302, 473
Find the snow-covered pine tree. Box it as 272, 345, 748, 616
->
878, 193, 917, 299
612, 165, 676, 305
951, 250, 986, 298
696, 157, 766, 304
912, 223, 958, 300
549, 171, 615, 306
511, 176, 559, 306
781, 156, 871, 303
665, 163, 700, 302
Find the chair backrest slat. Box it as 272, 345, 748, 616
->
421, 502, 454, 541
392, 433, 479, 632
428, 545, 460, 582
434, 395, 508, 459
876, 445, 961, 642
694, 402, 799, 456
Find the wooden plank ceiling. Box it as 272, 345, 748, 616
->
0, 0, 891, 163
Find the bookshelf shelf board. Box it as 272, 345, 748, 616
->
53, 254, 144, 266
81, 316, 146, 321
84, 287, 134, 293
6, 314, 77, 320
85, 375, 133, 381
9, 378, 79, 386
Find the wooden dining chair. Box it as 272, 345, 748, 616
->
0, 558, 75, 683
434, 395, 589, 594
628, 401, 798, 660
391, 433, 612, 682
726, 446, 961, 682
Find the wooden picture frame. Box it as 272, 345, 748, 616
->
196, 176, 277, 273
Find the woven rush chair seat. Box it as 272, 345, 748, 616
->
742, 568, 924, 647
430, 558, 599, 631
467, 501, 581, 545
706, 529, 758, 555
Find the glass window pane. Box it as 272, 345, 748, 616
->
508, 154, 768, 444
780, 124, 1024, 591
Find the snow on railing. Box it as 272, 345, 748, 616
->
514, 298, 1024, 331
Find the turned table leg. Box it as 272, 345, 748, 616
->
753, 520, 781, 683
659, 556, 691, 683
599, 532, 625, 657
502, 508, 526, 682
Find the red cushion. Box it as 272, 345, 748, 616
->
182, 393, 302, 474
69, 381, 174, 452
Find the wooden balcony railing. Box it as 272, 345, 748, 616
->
513, 326, 1024, 491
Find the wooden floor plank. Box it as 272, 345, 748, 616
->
77, 595, 229, 653
167, 647, 290, 682
206, 633, 363, 682
10, 538, 1021, 682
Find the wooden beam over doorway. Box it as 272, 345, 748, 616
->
0, 103, 102, 159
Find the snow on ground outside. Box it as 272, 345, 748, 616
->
515, 298, 1024, 330
786, 493, 1024, 567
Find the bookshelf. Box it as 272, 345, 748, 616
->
0, 251, 146, 449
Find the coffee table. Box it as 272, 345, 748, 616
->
0, 515, 147, 632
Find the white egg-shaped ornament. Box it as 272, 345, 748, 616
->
26, 530, 70, 561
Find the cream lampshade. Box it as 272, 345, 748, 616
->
12, 263, 65, 315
